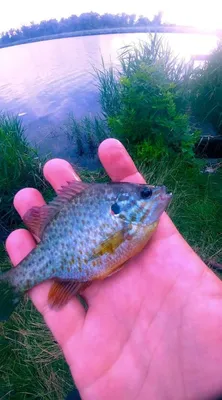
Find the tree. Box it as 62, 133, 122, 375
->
1, 32, 10, 44
136, 16, 151, 26
152, 12, 163, 26
0, 12, 162, 46
78, 12, 100, 30
128, 14, 136, 26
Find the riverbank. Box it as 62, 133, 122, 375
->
0, 25, 221, 49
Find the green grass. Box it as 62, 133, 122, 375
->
0, 298, 73, 399
0, 114, 50, 238
139, 156, 222, 261
65, 114, 109, 158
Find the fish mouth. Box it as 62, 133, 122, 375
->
158, 185, 173, 202
139, 185, 172, 225
151, 185, 172, 202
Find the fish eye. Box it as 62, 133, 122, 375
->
111, 202, 121, 215
141, 187, 152, 199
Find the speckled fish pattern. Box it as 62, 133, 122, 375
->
7, 182, 172, 292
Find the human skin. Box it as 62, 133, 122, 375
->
6, 139, 222, 400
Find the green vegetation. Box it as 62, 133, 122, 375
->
0, 298, 73, 399
142, 157, 222, 260
65, 115, 109, 158
0, 35, 221, 399
96, 36, 198, 158
190, 42, 222, 135
0, 114, 50, 239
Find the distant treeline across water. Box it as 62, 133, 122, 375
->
1, 11, 221, 48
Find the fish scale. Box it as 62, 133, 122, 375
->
0, 181, 172, 320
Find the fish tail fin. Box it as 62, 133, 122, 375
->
0, 270, 21, 321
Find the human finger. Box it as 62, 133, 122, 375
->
98, 138, 145, 183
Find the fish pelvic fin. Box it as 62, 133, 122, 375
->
0, 270, 21, 321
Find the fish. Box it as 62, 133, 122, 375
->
0, 181, 172, 321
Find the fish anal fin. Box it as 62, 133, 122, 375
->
91, 230, 125, 260
23, 181, 90, 239
48, 280, 91, 309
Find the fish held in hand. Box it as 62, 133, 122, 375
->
0, 181, 172, 320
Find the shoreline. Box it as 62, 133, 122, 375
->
1, 25, 221, 49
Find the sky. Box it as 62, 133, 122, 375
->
0, 0, 222, 32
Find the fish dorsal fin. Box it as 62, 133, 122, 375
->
56, 181, 89, 201
48, 280, 90, 308
23, 181, 89, 239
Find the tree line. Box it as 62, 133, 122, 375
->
0, 12, 163, 45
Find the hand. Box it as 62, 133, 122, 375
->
6, 139, 222, 400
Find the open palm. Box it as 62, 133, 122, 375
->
6, 139, 222, 400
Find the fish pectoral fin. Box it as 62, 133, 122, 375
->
48, 279, 90, 309
23, 205, 57, 239
90, 230, 126, 260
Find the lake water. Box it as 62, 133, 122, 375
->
0, 32, 218, 159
